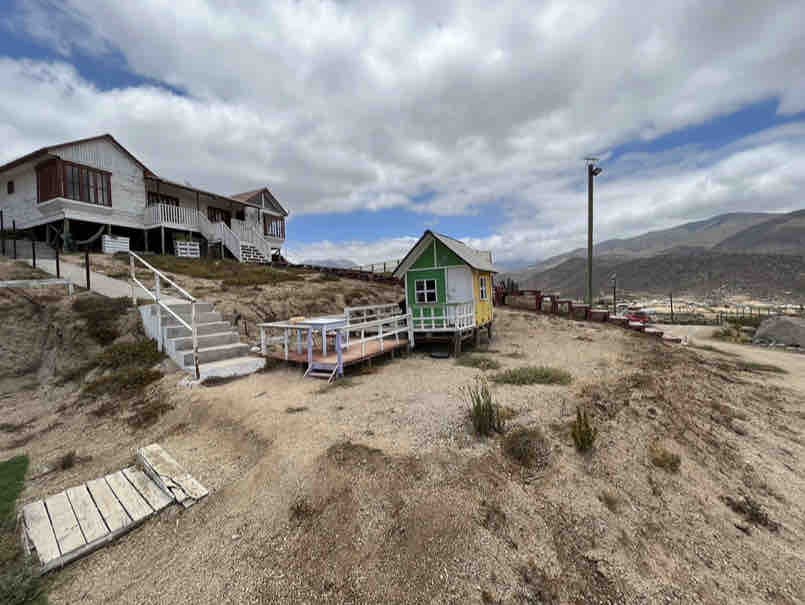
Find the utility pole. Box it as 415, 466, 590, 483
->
585, 158, 603, 306
611, 273, 617, 315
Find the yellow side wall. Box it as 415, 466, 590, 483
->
473, 270, 494, 326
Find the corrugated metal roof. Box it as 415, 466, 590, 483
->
393, 230, 497, 277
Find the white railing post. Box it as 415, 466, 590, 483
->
379, 322, 384, 352
407, 312, 414, 349
129, 253, 137, 305
307, 328, 313, 370
155, 273, 162, 352
260, 326, 267, 356
336, 331, 343, 377
191, 302, 199, 380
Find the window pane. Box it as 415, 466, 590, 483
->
426, 279, 436, 290
416, 292, 426, 303
427, 291, 437, 302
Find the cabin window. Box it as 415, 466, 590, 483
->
415, 279, 438, 303
6, 180, 13, 195
147, 192, 180, 206
263, 214, 285, 238
479, 276, 489, 301
37, 160, 111, 206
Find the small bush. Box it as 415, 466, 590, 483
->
456, 355, 501, 371
599, 490, 621, 513
127, 395, 173, 429
285, 406, 308, 414
571, 407, 597, 452
95, 340, 164, 370
0, 455, 28, 527
0, 558, 46, 605
462, 377, 504, 437
314, 272, 341, 282
649, 444, 681, 472
492, 366, 572, 386
289, 496, 317, 523
72, 295, 131, 345
58, 450, 76, 470
55, 361, 97, 386
84, 367, 162, 398
502, 426, 551, 469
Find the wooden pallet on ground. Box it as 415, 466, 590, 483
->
20, 445, 206, 573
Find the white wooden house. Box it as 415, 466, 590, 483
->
0, 134, 287, 262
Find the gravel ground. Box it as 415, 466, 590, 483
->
2, 297, 803, 604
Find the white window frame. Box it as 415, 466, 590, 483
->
479, 275, 489, 301
415, 278, 438, 304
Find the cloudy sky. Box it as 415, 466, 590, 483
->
1, 1, 804, 267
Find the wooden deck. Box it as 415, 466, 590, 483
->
269, 337, 409, 367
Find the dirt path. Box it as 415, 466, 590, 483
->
671, 324, 805, 395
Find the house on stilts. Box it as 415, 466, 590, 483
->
393, 230, 497, 354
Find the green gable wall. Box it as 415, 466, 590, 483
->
435, 239, 464, 267
409, 237, 465, 270
411, 241, 436, 269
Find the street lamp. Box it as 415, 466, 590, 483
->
585, 158, 602, 306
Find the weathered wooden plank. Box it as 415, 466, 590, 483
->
22, 500, 61, 565
86, 478, 131, 533
45, 491, 86, 556
122, 467, 172, 511
66, 485, 108, 543
106, 471, 153, 522
138, 444, 208, 505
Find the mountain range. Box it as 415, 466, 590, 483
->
503, 209, 805, 301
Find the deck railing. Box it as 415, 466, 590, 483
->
411, 301, 475, 331
128, 250, 200, 379
145, 203, 242, 261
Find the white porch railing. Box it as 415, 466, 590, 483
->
128, 251, 200, 379
411, 301, 475, 331
216, 222, 242, 262
146, 203, 243, 261
145, 203, 199, 230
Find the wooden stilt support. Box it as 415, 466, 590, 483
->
160, 226, 166, 255
474, 328, 481, 348
453, 331, 462, 357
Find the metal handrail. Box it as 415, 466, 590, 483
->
129, 251, 200, 379
129, 250, 196, 301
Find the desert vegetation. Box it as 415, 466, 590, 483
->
492, 366, 572, 386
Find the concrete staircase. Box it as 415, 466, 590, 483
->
139, 300, 264, 380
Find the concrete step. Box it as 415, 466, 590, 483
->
180, 342, 251, 366
163, 311, 222, 325
196, 356, 265, 381
164, 321, 232, 339
171, 331, 240, 351
162, 302, 215, 314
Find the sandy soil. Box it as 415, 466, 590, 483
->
2, 264, 804, 603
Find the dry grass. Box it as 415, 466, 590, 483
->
649, 443, 681, 473
72, 295, 131, 345
127, 395, 173, 429
722, 495, 780, 532
492, 366, 572, 386
83, 367, 162, 398
501, 426, 551, 469
142, 255, 305, 287
456, 355, 501, 371
95, 340, 164, 370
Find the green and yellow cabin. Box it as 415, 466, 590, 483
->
392, 231, 497, 335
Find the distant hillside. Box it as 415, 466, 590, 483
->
514, 212, 774, 277
518, 251, 805, 301
715, 209, 805, 254
503, 209, 805, 300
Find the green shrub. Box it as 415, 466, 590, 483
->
571, 407, 597, 452
72, 295, 131, 345
84, 367, 162, 398
0, 455, 28, 527
95, 340, 164, 370
502, 426, 551, 469
492, 366, 572, 386
462, 377, 504, 437
456, 355, 501, 371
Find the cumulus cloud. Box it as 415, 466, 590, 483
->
2, 0, 805, 264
